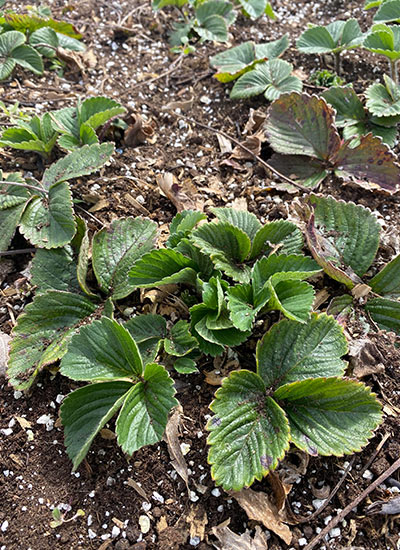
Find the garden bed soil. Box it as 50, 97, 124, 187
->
1, 0, 400, 549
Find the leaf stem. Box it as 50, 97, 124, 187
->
334, 51, 341, 75
389, 59, 399, 84
0, 180, 48, 195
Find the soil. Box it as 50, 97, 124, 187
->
1, 0, 400, 549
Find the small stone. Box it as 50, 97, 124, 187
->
152, 507, 162, 518
362, 469, 374, 480
189, 491, 199, 502
139, 515, 150, 534
142, 501, 151, 512
88, 529, 97, 539
312, 498, 326, 510
298, 538, 307, 546
329, 527, 341, 538
1, 521, 8, 532
211, 488, 221, 497
152, 491, 164, 504
0, 428, 12, 436
190, 536, 201, 546
112, 525, 121, 538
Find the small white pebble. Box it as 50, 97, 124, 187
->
152, 491, 164, 504
329, 527, 341, 538
1, 428, 12, 436
362, 470, 374, 480
139, 515, 150, 534
312, 499, 326, 510
217, 505, 224, 512
13, 391, 23, 400
211, 488, 221, 497
298, 538, 307, 546
112, 526, 121, 538
88, 491, 95, 498
180, 443, 190, 456
142, 502, 151, 512
88, 529, 97, 539
324, 515, 332, 525
1, 521, 9, 532
189, 536, 201, 546
189, 491, 199, 502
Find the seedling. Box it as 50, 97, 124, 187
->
363, 23, 400, 82
0, 142, 114, 253
0, 30, 43, 80
322, 84, 400, 146
264, 92, 400, 191
50, 506, 85, 529
229, 58, 303, 100
296, 19, 364, 74
51, 97, 127, 151
309, 68, 345, 87
0, 112, 59, 158
210, 35, 289, 82
305, 194, 400, 335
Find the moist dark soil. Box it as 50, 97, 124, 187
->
1, 0, 400, 549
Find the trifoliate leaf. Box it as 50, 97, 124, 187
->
212, 207, 262, 240
129, 248, 198, 287
365, 74, 400, 116
207, 370, 290, 490
250, 220, 303, 259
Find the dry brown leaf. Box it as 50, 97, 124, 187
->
230, 197, 248, 210
212, 520, 270, 550
157, 516, 169, 533
267, 471, 292, 516
231, 135, 262, 160
348, 338, 385, 379
157, 172, 204, 212
163, 96, 195, 112
89, 198, 110, 213
232, 487, 292, 545
185, 504, 208, 541
163, 406, 189, 491
280, 449, 309, 484
216, 134, 232, 154
351, 283, 371, 299
126, 477, 149, 501
56, 47, 85, 74
204, 369, 225, 386
81, 47, 97, 68
0, 332, 11, 378
124, 113, 156, 147
243, 108, 267, 135
220, 158, 247, 171
15, 416, 32, 430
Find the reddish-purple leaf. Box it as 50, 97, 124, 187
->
269, 153, 328, 188
265, 93, 341, 161
305, 214, 362, 289
333, 134, 400, 193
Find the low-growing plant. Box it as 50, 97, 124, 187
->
0, 142, 114, 253
5, 204, 383, 489
305, 194, 400, 335
369, 0, 400, 22
0, 30, 43, 80
210, 35, 289, 82
264, 92, 400, 191
50, 97, 127, 151
50, 506, 85, 529
309, 68, 345, 87
296, 19, 364, 74
0, 111, 59, 158
363, 23, 400, 82
322, 83, 400, 146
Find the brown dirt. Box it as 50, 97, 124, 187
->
1, 0, 400, 549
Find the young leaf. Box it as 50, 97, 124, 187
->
129, 248, 198, 287
60, 317, 144, 381
363, 23, 400, 61
365, 74, 400, 116
8, 290, 97, 389
207, 370, 290, 490
365, 297, 400, 333
296, 20, 363, 54
210, 41, 257, 82
231, 59, 302, 101
274, 377, 382, 456
369, 254, 400, 297
79, 97, 127, 130
265, 93, 341, 160
191, 221, 252, 283
19, 181, 76, 249
212, 207, 261, 240
92, 217, 157, 300
227, 283, 257, 331
167, 210, 206, 248
250, 219, 303, 259
254, 34, 289, 59
164, 320, 198, 357
267, 278, 315, 322
124, 314, 167, 364
42, 142, 114, 189
256, 313, 348, 388
29, 26, 59, 57
195, 14, 228, 43
61, 381, 133, 470
0, 31, 27, 79
0, 180, 31, 253
116, 362, 178, 454
306, 194, 381, 283
321, 86, 366, 126
373, 0, 400, 22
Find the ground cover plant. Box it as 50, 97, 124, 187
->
2, 0, 400, 549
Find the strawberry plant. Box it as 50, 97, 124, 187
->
322, 84, 400, 146
296, 19, 364, 74
207, 313, 382, 490
363, 23, 400, 82
305, 194, 400, 335
0, 142, 114, 253
0, 30, 43, 80
210, 35, 289, 82
369, 0, 400, 22
0, 112, 59, 158
50, 97, 127, 151
265, 92, 400, 191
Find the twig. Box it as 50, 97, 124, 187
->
75, 204, 105, 227
359, 432, 390, 477
304, 456, 400, 550
166, 111, 310, 193
130, 55, 184, 90
295, 457, 355, 524
0, 248, 35, 256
